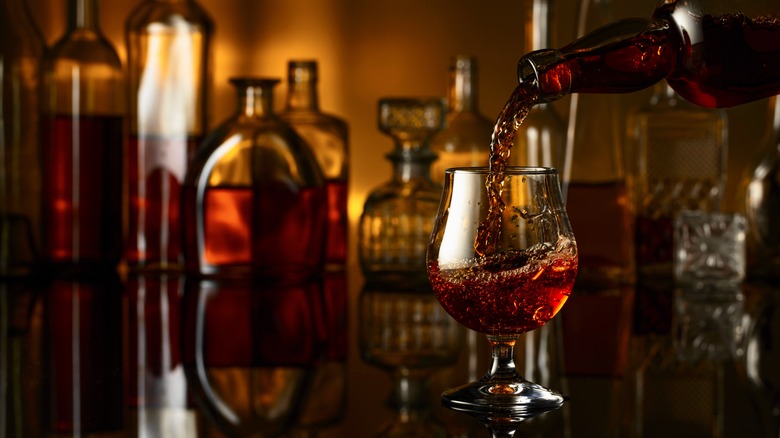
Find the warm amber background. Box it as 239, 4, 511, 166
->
27, 0, 770, 271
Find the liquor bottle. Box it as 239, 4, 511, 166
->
628, 83, 728, 279
744, 96, 780, 279
515, 1, 780, 109
510, 0, 566, 177
41, 0, 124, 273
182, 78, 326, 280
564, 0, 635, 286
430, 56, 492, 184
358, 98, 444, 287
125, 0, 214, 272
0, 0, 46, 277
280, 60, 349, 269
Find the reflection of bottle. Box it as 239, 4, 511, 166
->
280, 60, 349, 269
430, 56, 492, 184
182, 278, 324, 437
745, 97, 780, 279
629, 83, 728, 279
125, 0, 213, 271
0, 0, 45, 277
45, 275, 123, 435
510, 0, 565, 177
41, 0, 124, 273
126, 275, 196, 436
564, 0, 635, 286
182, 78, 326, 279
358, 98, 444, 286
516, 0, 780, 108
359, 284, 462, 438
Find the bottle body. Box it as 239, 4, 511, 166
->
125, 0, 213, 271
518, 1, 780, 108
358, 98, 445, 286
182, 78, 326, 280
0, 0, 46, 277
41, 0, 125, 273
280, 61, 349, 269
430, 56, 492, 184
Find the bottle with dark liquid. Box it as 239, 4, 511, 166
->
41, 0, 124, 273
516, 0, 780, 109
182, 78, 326, 280
280, 60, 349, 269
0, 0, 46, 277
125, 0, 214, 272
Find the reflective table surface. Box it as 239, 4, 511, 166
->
1, 266, 779, 437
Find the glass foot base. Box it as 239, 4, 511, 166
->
442, 379, 565, 419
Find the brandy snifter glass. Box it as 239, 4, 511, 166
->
426, 166, 577, 428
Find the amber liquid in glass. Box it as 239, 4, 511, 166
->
42, 114, 123, 268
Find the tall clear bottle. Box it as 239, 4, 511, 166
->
41, 0, 125, 274
182, 78, 326, 280
564, 0, 635, 286
430, 56, 492, 185
510, 0, 566, 176
125, 0, 213, 272
280, 60, 349, 269
628, 83, 728, 279
744, 97, 780, 279
358, 98, 444, 287
0, 0, 46, 277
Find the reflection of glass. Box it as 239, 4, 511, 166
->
182, 278, 324, 437
125, 275, 196, 436
44, 275, 124, 435
183, 78, 326, 279
358, 98, 444, 286
125, 0, 213, 271
746, 286, 780, 437
359, 283, 462, 437
426, 167, 577, 431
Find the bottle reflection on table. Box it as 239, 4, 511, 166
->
182, 276, 335, 437
359, 283, 463, 438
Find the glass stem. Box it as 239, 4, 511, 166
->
485, 336, 522, 383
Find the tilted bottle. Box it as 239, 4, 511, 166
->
125, 0, 214, 272
0, 0, 46, 277
430, 56, 492, 184
182, 78, 326, 280
516, 0, 780, 109
358, 98, 444, 286
280, 60, 349, 269
41, 0, 124, 273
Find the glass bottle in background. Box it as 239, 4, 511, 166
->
0, 0, 46, 277
628, 83, 728, 279
744, 96, 780, 280
564, 0, 635, 286
125, 0, 213, 272
41, 0, 124, 274
430, 56, 492, 185
182, 78, 326, 280
358, 98, 444, 287
510, 0, 566, 179
280, 60, 349, 269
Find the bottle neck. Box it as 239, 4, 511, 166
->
286, 61, 319, 112
68, 0, 100, 31
387, 141, 436, 183
233, 79, 277, 117
449, 56, 479, 113
524, 0, 554, 52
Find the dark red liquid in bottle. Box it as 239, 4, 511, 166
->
324, 180, 348, 266
182, 184, 327, 278
125, 135, 200, 269
41, 114, 123, 271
